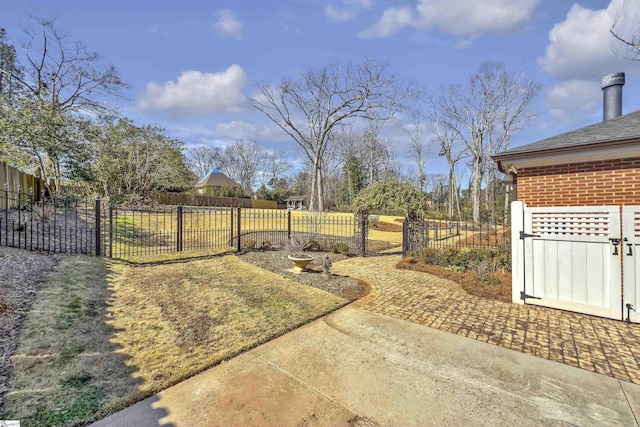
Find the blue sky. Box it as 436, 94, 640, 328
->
3, 0, 640, 176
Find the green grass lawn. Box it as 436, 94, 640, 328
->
1, 255, 347, 427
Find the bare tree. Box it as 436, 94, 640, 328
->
219, 139, 264, 195
427, 91, 465, 220
610, 0, 640, 60
361, 122, 400, 185
0, 18, 128, 192
488, 67, 540, 219
403, 87, 432, 192
262, 150, 289, 189
0, 18, 128, 112
435, 63, 538, 224
424, 173, 448, 210
251, 60, 401, 210
187, 146, 220, 178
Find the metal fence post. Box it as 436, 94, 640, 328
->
402, 218, 408, 258
177, 205, 183, 252
287, 210, 291, 240
17, 186, 21, 249
229, 207, 234, 248
95, 198, 101, 256
236, 206, 242, 252
361, 215, 366, 257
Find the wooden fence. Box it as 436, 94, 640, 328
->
0, 162, 44, 210
152, 192, 277, 209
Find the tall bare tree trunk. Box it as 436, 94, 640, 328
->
309, 159, 317, 211
472, 154, 481, 224
503, 191, 510, 226
448, 169, 455, 218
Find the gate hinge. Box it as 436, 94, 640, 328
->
519, 231, 540, 240
520, 291, 541, 300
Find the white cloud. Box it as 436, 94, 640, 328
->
137, 65, 248, 117
325, 0, 374, 23
215, 120, 292, 143
539, 0, 629, 80
325, 5, 358, 23
539, 0, 640, 122
358, 7, 414, 37
214, 9, 243, 39
545, 80, 601, 122
359, 0, 539, 38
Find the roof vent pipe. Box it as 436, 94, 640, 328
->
601, 72, 625, 121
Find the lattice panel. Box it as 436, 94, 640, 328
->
635, 212, 640, 238
531, 212, 610, 237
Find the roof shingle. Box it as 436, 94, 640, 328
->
495, 110, 640, 158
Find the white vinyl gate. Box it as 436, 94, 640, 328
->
512, 202, 623, 321
623, 206, 640, 323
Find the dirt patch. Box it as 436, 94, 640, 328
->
367, 240, 400, 254
396, 259, 512, 303
371, 221, 403, 233
0, 247, 58, 412
238, 250, 368, 301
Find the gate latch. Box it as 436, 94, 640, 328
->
609, 238, 620, 255
626, 303, 636, 323
520, 291, 541, 301
519, 231, 540, 240
624, 237, 633, 256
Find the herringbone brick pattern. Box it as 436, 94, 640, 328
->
332, 255, 640, 384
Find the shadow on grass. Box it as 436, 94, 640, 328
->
112, 248, 235, 267
0, 254, 174, 427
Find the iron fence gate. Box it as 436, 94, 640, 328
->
402, 215, 511, 257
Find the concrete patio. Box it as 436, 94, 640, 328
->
93, 305, 640, 426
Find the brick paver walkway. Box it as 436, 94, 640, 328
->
332, 255, 640, 384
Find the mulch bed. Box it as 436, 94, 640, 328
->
237, 250, 368, 301
396, 259, 512, 303
0, 247, 58, 412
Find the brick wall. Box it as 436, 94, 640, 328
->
516, 157, 640, 207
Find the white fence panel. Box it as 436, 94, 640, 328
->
623, 206, 640, 323
512, 202, 622, 320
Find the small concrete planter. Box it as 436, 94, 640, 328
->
288, 254, 314, 273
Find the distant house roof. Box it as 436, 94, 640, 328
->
493, 110, 640, 172
284, 195, 308, 202
195, 168, 240, 188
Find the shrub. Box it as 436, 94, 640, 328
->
313, 240, 350, 255
417, 247, 510, 273
369, 215, 380, 228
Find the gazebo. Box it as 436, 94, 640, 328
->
284, 195, 309, 210
195, 168, 241, 196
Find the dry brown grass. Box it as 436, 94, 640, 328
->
106, 255, 346, 396
3, 255, 346, 426
458, 229, 510, 247
367, 215, 404, 245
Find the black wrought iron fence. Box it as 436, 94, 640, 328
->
402, 216, 511, 257
107, 207, 367, 259
0, 189, 97, 254
0, 189, 369, 259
